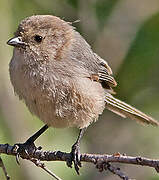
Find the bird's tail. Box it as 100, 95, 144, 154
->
105, 92, 159, 126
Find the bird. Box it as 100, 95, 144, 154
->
7, 15, 159, 174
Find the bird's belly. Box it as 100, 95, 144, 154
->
13, 81, 79, 128
10, 58, 105, 129
24, 84, 104, 129
14, 79, 105, 129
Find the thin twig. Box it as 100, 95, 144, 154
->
106, 163, 132, 180
30, 158, 62, 180
95, 159, 132, 179
0, 156, 10, 180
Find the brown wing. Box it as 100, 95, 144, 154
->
89, 54, 159, 126
91, 55, 117, 94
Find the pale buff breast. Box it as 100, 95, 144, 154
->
9, 48, 105, 129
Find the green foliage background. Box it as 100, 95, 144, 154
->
0, 0, 159, 179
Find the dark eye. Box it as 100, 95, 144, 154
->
34, 35, 43, 43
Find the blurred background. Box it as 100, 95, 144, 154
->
0, 0, 159, 179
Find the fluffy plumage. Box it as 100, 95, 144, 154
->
8, 15, 159, 129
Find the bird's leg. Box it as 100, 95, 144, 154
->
25, 124, 49, 145
67, 127, 87, 175
13, 124, 49, 164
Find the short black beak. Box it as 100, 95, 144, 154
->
7, 37, 26, 47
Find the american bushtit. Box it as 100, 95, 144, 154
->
7, 15, 159, 173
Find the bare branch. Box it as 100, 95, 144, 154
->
30, 158, 62, 180
0, 156, 10, 180
105, 163, 132, 180
0, 143, 159, 179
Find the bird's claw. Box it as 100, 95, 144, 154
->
13, 141, 38, 164
66, 143, 82, 175
16, 151, 20, 165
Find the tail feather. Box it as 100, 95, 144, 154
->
105, 92, 159, 126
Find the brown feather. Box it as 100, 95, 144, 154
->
105, 92, 159, 126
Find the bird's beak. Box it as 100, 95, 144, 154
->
7, 37, 26, 47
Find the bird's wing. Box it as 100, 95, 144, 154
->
90, 53, 117, 94
89, 54, 159, 126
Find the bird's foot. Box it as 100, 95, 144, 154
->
13, 140, 42, 164
66, 143, 82, 175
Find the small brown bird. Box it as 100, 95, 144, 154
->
7, 15, 159, 174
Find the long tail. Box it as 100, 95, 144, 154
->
105, 92, 159, 126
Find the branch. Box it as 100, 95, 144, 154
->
0, 156, 10, 180
0, 143, 159, 179
29, 158, 62, 180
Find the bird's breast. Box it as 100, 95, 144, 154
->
9, 50, 105, 128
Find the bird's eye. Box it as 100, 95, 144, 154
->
34, 35, 43, 43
